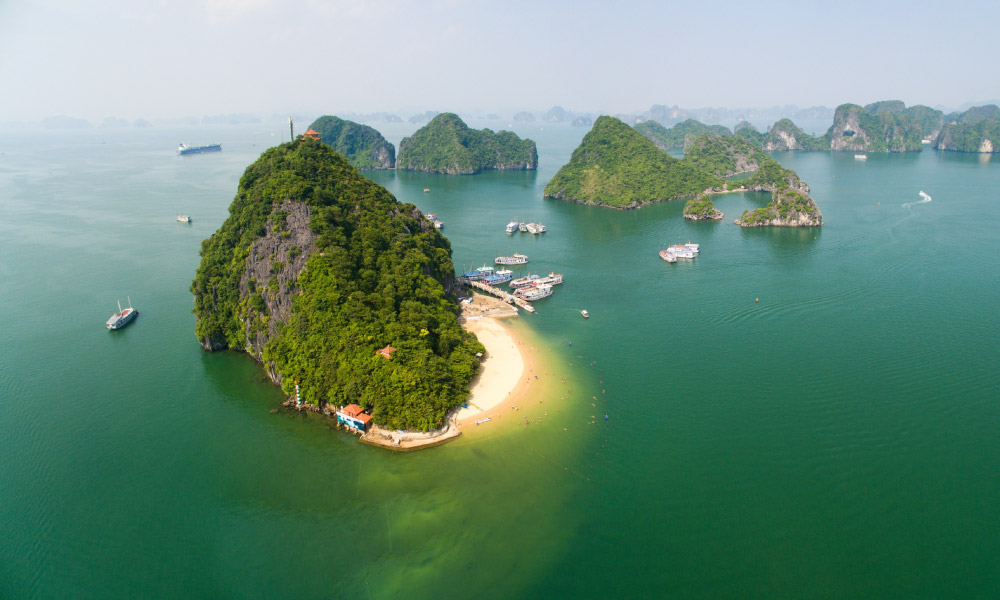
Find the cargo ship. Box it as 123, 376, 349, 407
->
177, 143, 222, 155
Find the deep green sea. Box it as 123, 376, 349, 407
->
1, 120, 998, 599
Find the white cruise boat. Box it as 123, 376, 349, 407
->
659, 250, 677, 263
666, 244, 696, 259
516, 284, 553, 301
535, 272, 563, 286
506, 220, 519, 233
177, 215, 191, 223
518, 222, 527, 232
525, 222, 547, 234
495, 253, 528, 265
510, 274, 540, 289
106, 297, 138, 330
854, 154, 868, 160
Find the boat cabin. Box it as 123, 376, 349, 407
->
336, 404, 372, 432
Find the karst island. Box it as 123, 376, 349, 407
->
191, 135, 530, 449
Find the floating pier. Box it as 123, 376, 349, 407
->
462, 279, 535, 313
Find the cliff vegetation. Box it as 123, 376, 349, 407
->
543, 116, 723, 209
683, 194, 723, 220
634, 119, 732, 150
308, 115, 395, 170
396, 113, 537, 174
683, 134, 822, 227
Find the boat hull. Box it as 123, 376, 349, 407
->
178, 144, 222, 155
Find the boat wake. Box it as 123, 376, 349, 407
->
901, 190, 932, 208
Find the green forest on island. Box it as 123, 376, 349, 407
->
192, 139, 484, 430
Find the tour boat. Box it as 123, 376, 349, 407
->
484, 269, 513, 285
518, 222, 527, 232
177, 143, 221, 155
106, 297, 138, 330
581, 310, 589, 318
659, 249, 677, 263
176, 215, 191, 223
919, 190, 932, 202
462, 264, 495, 280
534, 272, 563, 286
854, 154, 867, 160
516, 284, 553, 301
525, 222, 547, 234
495, 253, 528, 265
506, 220, 519, 233
432, 219, 444, 229
510, 274, 540, 288
423, 188, 430, 193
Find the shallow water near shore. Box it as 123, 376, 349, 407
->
1, 121, 998, 598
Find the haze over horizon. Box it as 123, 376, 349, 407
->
2, 0, 998, 123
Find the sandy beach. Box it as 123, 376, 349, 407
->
456, 316, 535, 429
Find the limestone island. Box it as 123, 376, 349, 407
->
396, 113, 538, 174
545, 116, 821, 226
542, 116, 722, 209
191, 135, 530, 450
683, 134, 822, 227
633, 100, 1000, 155
683, 194, 723, 221
307, 115, 395, 170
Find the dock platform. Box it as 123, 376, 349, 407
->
461, 279, 535, 313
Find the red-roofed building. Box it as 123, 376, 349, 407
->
377, 345, 396, 360
302, 128, 320, 140
336, 404, 372, 431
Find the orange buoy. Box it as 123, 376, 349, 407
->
755, 298, 759, 303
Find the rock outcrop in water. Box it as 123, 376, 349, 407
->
683, 134, 822, 227
307, 115, 395, 170
396, 113, 537, 174
191, 138, 484, 430
683, 194, 723, 221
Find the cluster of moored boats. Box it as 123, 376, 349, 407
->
459, 254, 565, 303
506, 220, 547, 234
659, 242, 700, 263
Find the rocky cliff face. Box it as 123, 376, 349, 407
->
762, 119, 829, 151
933, 106, 1000, 153
826, 103, 923, 152
235, 200, 318, 378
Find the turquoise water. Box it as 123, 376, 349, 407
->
1, 122, 998, 598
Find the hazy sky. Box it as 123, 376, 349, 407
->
2, 0, 998, 121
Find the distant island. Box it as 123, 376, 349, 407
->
191, 136, 485, 432
397, 113, 537, 174
683, 134, 822, 227
634, 119, 731, 150
542, 116, 722, 209
307, 115, 395, 170
545, 116, 822, 226
634, 101, 1000, 154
